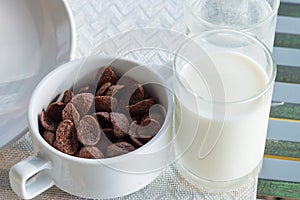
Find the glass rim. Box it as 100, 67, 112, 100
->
173, 29, 277, 105
183, 0, 280, 31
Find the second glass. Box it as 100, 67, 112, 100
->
183, 0, 280, 50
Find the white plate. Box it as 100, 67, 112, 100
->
0, 0, 76, 148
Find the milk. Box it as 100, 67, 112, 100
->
174, 52, 273, 182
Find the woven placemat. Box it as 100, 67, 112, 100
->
0, 133, 257, 200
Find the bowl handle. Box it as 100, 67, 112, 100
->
9, 156, 54, 199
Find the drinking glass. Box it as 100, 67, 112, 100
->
173, 29, 276, 193
183, 0, 280, 50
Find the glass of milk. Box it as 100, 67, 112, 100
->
183, 0, 280, 51
173, 29, 276, 192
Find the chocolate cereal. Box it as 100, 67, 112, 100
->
78, 146, 104, 159
38, 66, 165, 159
40, 101, 65, 132
95, 96, 117, 112
96, 82, 111, 96
127, 98, 155, 117
96, 66, 118, 89
62, 89, 74, 104
77, 115, 101, 146
54, 120, 79, 155
106, 142, 135, 158
110, 112, 129, 138
72, 93, 94, 116
42, 130, 55, 145
62, 103, 80, 124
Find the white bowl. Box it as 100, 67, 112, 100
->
0, 0, 76, 148
10, 56, 173, 199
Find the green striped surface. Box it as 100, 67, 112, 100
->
275, 33, 300, 49
265, 140, 300, 158
276, 65, 300, 84
258, 179, 300, 199
258, 1, 300, 198
279, 2, 300, 18
270, 103, 300, 120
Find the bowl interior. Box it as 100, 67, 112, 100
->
29, 56, 173, 173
